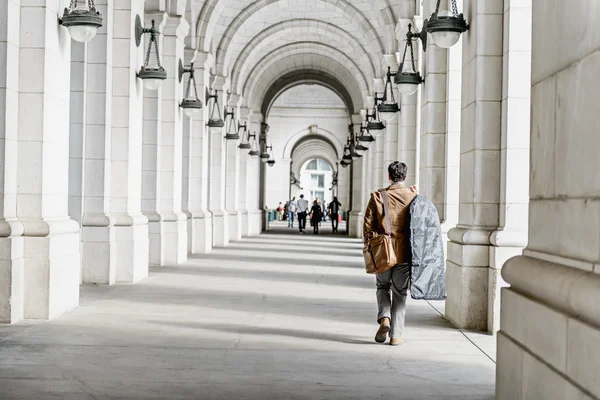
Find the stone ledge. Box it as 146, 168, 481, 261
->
503, 255, 600, 329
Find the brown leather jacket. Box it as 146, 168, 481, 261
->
363, 183, 416, 264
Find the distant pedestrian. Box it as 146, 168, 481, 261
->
309, 200, 323, 234
288, 197, 297, 228
328, 197, 342, 233
297, 195, 309, 234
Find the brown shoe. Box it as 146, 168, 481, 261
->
389, 338, 404, 346
375, 318, 390, 343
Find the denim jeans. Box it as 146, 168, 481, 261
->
288, 211, 295, 227
376, 263, 410, 338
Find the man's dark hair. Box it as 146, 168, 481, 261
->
300, 194, 304, 199
388, 162, 407, 182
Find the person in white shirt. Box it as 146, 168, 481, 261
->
296, 194, 309, 234
287, 197, 297, 228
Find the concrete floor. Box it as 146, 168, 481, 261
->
0, 222, 496, 399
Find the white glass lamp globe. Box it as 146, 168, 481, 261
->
143, 78, 163, 91
398, 82, 419, 96
379, 109, 397, 122
431, 10, 461, 48
68, 25, 98, 42
184, 107, 201, 117
362, 139, 374, 149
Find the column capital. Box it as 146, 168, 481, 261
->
250, 112, 263, 124
239, 107, 252, 121
145, 12, 168, 29
163, 15, 190, 38
351, 113, 363, 125
228, 93, 241, 107
193, 51, 214, 70
212, 75, 229, 91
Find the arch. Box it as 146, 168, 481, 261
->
261, 70, 356, 118
292, 138, 340, 178
239, 42, 369, 98
228, 19, 378, 88
195, 0, 396, 54
199, 0, 387, 68
283, 127, 344, 162
246, 61, 365, 115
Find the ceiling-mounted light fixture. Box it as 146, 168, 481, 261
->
224, 107, 239, 140
340, 159, 350, 168
425, 0, 469, 49
393, 24, 425, 96
59, 0, 103, 42
135, 16, 166, 90
248, 132, 260, 158
178, 60, 202, 117
205, 89, 225, 128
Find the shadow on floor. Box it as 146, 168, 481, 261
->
187, 252, 363, 269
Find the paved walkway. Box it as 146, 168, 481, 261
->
0, 222, 496, 399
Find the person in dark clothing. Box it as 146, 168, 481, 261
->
328, 197, 342, 233
309, 200, 323, 234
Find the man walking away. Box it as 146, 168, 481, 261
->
363, 162, 417, 346
328, 197, 342, 233
288, 197, 297, 228
297, 194, 309, 234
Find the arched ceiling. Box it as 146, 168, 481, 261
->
291, 136, 340, 178
192, 0, 416, 121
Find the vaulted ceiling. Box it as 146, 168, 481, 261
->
189, 0, 416, 118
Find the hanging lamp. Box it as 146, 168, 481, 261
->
425, 0, 469, 49
394, 24, 425, 96
60, 0, 103, 43
178, 60, 203, 117
205, 89, 225, 128
135, 17, 167, 90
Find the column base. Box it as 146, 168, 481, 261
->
23, 232, 80, 320
148, 219, 188, 266
115, 221, 149, 283
349, 212, 364, 238
212, 212, 229, 247
227, 210, 241, 242
247, 210, 262, 236
488, 246, 522, 333
0, 236, 24, 324
189, 215, 212, 254
445, 241, 489, 331
240, 210, 249, 237
81, 225, 117, 284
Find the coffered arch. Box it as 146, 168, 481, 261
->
227, 19, 378, 89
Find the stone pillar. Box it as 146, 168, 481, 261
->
237, 107, 251, 237
225, 93, 241, 242
208, 76, 229, 246
348, 155, 364, 238
80, 0, 117, 284
141, 12, 166, 265
396, 19, 419, 187
0, 0, 22, 323
446, 0, 503, 331
497, 2, 600, 399
246, 114, 262, 236
111, 0, 149, 283
157, 15, 189, 262
16, 0, 80, 320
487, 0, 531, 333
186, 52, 212, 254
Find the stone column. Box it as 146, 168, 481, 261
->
396, 19, 420, 187
348, 152, 364, 238
381, 55, 400, 186
446, 0, 503, 331
0, 0, 22, 323
487, 0, 531, 333
157, 15, 189, 262
237, 107, 251, 237
497, 2, 600, 399
246, 113, 262, 236
186, 52, 212, 254
80, 0, 117, 284
141, 12, 166, 265
208, 76, 229, 246
111, 0, 149, 283
16, 0, 80, 320
225, 93, 241, 242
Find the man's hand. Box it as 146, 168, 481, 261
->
410, 185, 419, 194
